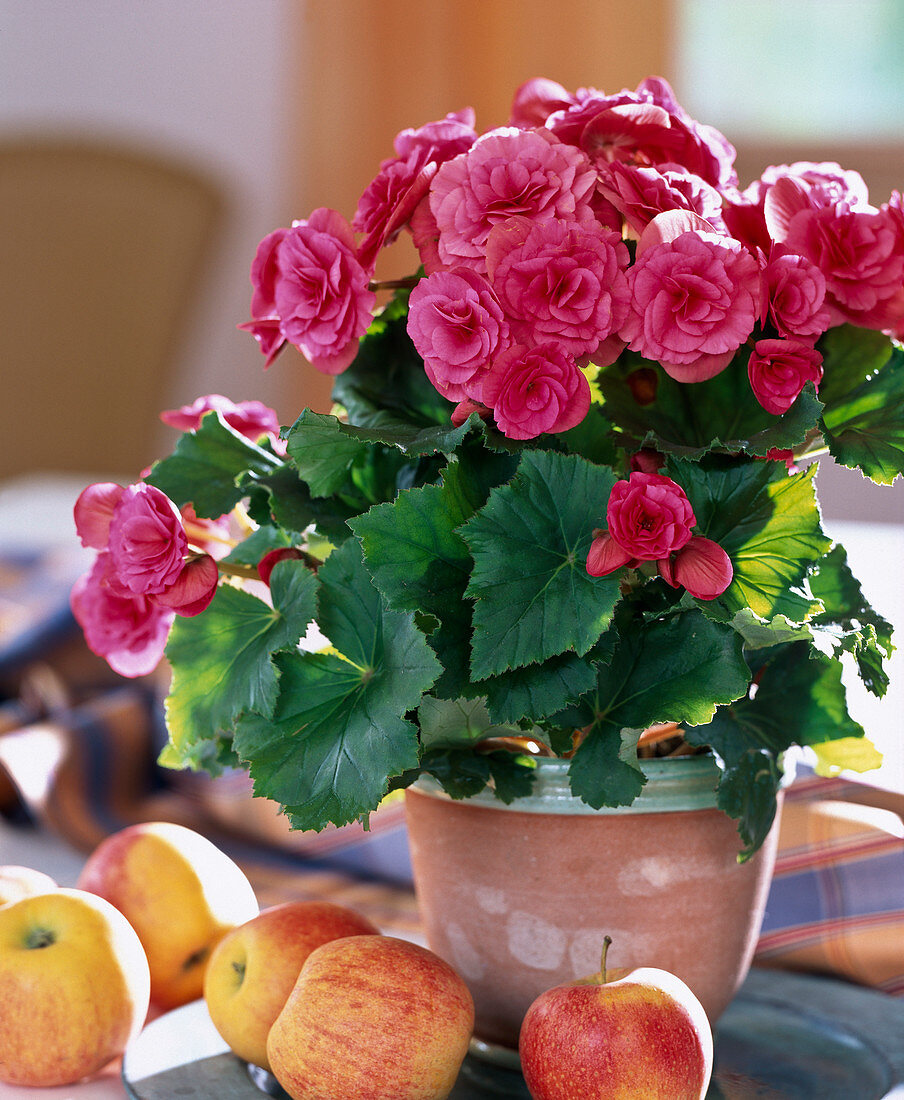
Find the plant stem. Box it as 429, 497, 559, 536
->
369, 275, 420, 292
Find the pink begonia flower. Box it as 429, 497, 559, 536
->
485, 216, 630, 360
409, 197, 444, 275
747, 339, 823, 416
152, 554, 219, 617
620, 220, 760, 381
658, 536, 733, 600
355, 157, 438, 270
71, 553, 174, 678
107, 483, 189, 596
274, 209, 376, 375
161, 394, 285, 453
760, 164, 872, 237
407, 268, 510, 403
354, 111, 479, 270
759, 246, 829, 339
509, 78, 576, 128
393, 108, 478, 162
781, 202, 904, 327
429, 128, 597, 272
547, 80, 736, 190
240, 228, 289, 366
480, 343, 590, 440
586, 472, 733, 599
605, 472, 695, 562
596, 162, 725, 236
74, 482, 125, 550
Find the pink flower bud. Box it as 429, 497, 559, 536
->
659, 536, 733, 600
585, 530, 636, 577
257, 547, 305, 587
153, 554, 219, 617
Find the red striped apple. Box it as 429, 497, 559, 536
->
0, 888, 150, 1086
0, 865, 57, 906
204, 900, 380, 1070
519, 937, 713, 1100
77, 821, 259, 1008
267, 935, 474, 1100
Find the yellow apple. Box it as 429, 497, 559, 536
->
267, 935, 474, 1100
0, 865, 58, 906
77, 821, 259, 1008
0, 887, 150, 1087
518, 937, 714, 1100
204, 900, 380, 1071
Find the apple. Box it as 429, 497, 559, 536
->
519, 937, 713, 1100
77, 821, 259, 1008
204, 900, 380, 1070
0, 865, 58, 906
0, 887, 150, 1087
267, 934, 474, 1100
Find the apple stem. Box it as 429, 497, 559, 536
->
600, 935, 612, 984
25, 927, 56, 950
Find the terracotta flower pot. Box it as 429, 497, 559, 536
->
405, 754, 781, 1052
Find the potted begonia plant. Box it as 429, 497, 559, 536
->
72, 75, 901, 1046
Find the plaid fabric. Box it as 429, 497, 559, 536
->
755, 772, 904, 995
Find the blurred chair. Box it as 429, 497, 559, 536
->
0, 137, 223, 480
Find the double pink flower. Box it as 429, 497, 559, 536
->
71, 482, 220, 675
586, 472, 732, 600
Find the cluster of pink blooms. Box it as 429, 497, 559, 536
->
71, 396, 283, 676
244, 75, 904, 435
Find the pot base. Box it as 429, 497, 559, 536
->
405, 761, 780, 1050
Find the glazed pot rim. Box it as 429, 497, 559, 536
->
409, 752, 733, 815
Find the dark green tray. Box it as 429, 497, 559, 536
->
123, 968, 904, 1099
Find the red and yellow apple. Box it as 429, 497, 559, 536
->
519, 937, 713, 1100
0, 865, 58, 906
77, 821, 259, 1008
0, 887, 150, 1087
204, 899, 380, 1070
267, 934, 474, 1100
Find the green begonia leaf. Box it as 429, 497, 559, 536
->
147, 412, 281, 518
285, 409, 477, 498
673, 458, 830, 623
223, 525, 299, 567
686, 640, 866, 856
480, 652, 599, 726
595, 353, 822, 458
809, 544, 895, 696
820, 333, 904, 484
231, 539, 441, 830
562, 609, 750, 808
462, 451, 621, 679
240, 465, 359, 542
161, 559, 318, 769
